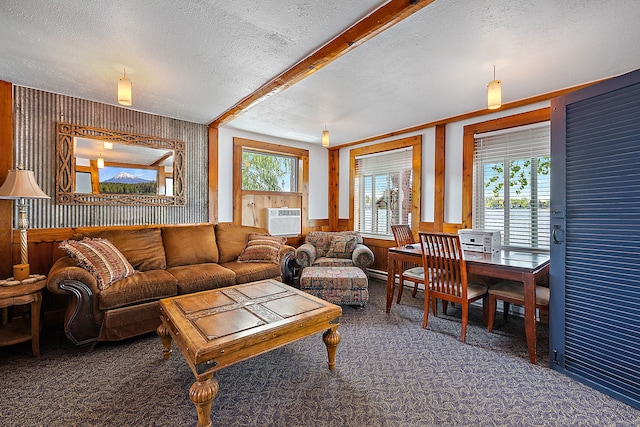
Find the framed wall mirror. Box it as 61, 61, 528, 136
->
56, 122, 185, 206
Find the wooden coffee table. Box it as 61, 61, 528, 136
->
157, 279, 342, 427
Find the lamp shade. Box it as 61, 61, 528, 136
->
322, 129, 330, 147
0, 168, 49, 199
118, 74, 132, 106
97, 155, 105, 169
487, 79, 501, 110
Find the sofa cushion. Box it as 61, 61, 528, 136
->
221, 261, 281, 284
325, 234, 359, 259
312, 257, 356, 268
59, 238, 135, 290
82, 228, 167, 271
168, 263, 236, 294
215, 223, 270, 263
304, 231, 362, 258
162, 225, 219, 267
98, 270, 178, 311
237, 234, 286, 264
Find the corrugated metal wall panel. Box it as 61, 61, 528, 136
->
12, 86, 209, 228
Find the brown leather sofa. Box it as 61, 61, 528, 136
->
47, 223, 295, 348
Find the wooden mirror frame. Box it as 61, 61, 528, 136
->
55, 122, 185, 206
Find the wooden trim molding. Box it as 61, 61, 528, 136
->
433, 124, 445, 231
0, 80, 12, 278
328, 149, 339, 231
208, 125, 219, 224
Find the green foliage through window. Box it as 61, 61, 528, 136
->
485, 156, 550, 198
242, 150, 298, 192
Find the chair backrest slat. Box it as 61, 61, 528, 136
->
419, 232, 468, 299
391, 225, 415, 247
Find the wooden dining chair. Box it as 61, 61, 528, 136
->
418, 232, 489, 343
391, 225, 423, 303
487, 281, 550, 332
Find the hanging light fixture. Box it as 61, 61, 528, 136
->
487, 65, 501, 110
322, 125, 330, 147
97, 154, 105, 169
118, 68, 132, 106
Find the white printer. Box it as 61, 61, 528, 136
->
458, 229, 501, 253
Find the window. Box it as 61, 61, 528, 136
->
354, 147, 413, 237
473, 123, 550, 250
241, 149, 298, 192
233, 137, 308, 229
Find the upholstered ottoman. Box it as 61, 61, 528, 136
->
300, 266, 368, 307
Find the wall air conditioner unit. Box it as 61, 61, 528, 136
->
266, 208, 301, 236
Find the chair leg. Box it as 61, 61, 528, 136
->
442, 301, 448, 315
482, 295, 489, 327
412, 282, 419, 298
431, 295, 437, 316
503, 302, 510, 320
422, 291, 430, 329
396, 275, 404, 303
488, 295, 496, 332
460, 303, 469, 343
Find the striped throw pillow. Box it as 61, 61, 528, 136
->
237, 234, 286, 264
60, 238, 135, 290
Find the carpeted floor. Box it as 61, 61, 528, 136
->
1, 279, 638, 426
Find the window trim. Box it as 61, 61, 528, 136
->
233, 137, 309, 229
473, 124, 550, 250
462, 108, 550, 230
350, 135, 422, 238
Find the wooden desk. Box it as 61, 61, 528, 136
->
386, 246, 550, 364
158, 279, 342, 427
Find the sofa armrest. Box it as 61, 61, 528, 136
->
47, 256, 99, 296
280, 245, 296, 282
47, 256, 102, 347
352, 244, 374, 269
295, 243, 317, 268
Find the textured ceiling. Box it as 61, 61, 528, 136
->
1, 0, 639, 146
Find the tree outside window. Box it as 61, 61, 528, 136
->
242, 150, 298, 192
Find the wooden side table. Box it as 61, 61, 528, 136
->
0, 275, 47, 357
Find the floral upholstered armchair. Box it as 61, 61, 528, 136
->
295, 231, 374, 273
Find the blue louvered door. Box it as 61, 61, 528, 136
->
550, 68, 640, 409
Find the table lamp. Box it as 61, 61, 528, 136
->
0, 164, 50, 281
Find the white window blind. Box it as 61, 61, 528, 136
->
354, 147, 413, 238
473, 123, 550, 250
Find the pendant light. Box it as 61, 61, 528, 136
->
322, 125, 330, 147
118, 68, 132, 106
97, 154, 105, 169
487, 65, 501, 110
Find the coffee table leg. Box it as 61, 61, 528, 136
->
190, 374, 219, 427
322, 327, 341, 371
157, 323, 172, 360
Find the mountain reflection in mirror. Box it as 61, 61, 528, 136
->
73, 137, 174, 196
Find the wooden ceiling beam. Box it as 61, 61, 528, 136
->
209, 0, 435, 128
